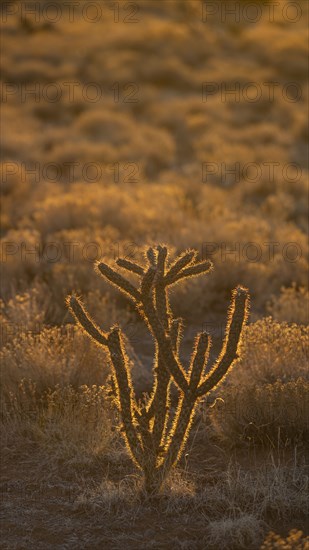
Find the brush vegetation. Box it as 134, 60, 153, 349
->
1, 0, 308, 548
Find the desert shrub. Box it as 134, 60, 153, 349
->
1, 174, 308, 318
209, 379, 309, 447
1, 382, 115, 463
0, 326, 110, 401
208, 318, 309, 446
267, 284, 309, 325
261, 529, 309, 550
0, 229, 44, 297
226, 318, 309, 385
0, 284, 51, 347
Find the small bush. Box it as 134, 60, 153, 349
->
1, 382, 115, 463
208, 318, 309, 447
209, 379, 309, 447
0, 326, 109, 400
227, 318, 309, 385
268, 284, 309, 325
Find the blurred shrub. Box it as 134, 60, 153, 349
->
261, 529, 309, 550
267, 284, 309, 325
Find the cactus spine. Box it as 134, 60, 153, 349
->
67, 246, 250, 494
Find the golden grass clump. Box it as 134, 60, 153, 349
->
261, 529, 309, 549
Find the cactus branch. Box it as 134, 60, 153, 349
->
164, 250, 197, 285
67, 295, 108, 346
107, 328, 143, 467
146, 247, 156, 267
140, 265, 157, 297
159, 394, 197, 474
166, 260, 213, 286
189, 332, 211, 390
116, 257, 145, 276
96, 261, 141, 302
197, 286, 249, 397
141, 294, 189, 392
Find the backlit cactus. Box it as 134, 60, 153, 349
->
67, 246, 250, 494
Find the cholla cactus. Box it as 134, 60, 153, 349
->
67, 246, 249, 494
